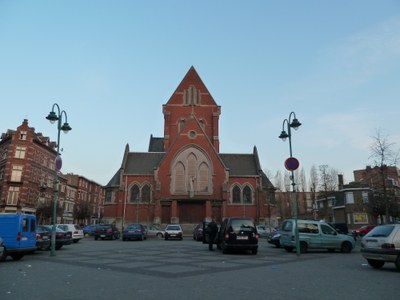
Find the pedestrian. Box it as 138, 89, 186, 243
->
208, 219, 218, 251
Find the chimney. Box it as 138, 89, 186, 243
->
338, 174, 344, 190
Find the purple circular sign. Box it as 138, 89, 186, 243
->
55, 155, 62, 171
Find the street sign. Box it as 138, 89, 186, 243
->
284, 157, 299, 171
55, 155, 62, 171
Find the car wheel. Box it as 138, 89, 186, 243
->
341, 242, 352, 253
367, 259, 385, 269
56, 245, 62, 250
156, 233, 163, 238
328, 249, 335, 253
284, 246, 293, 252
10, 253, 24, 261
300, 242, 308, 253
165, 236, 168, 240
251, 248, 258, 255
94, 236, 98, 240
0, 249, 7, 261
73, 239, 79, 243
395, 255, 400, 271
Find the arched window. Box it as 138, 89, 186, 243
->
170, 147, 212, 195
243, 186, 252, 203
178, 119, 186, 133
232, 185, 241, 203
174, 162, 185, 193
142, 184, 151, 203
198, 162, 209, 192
130, 184, 140, 203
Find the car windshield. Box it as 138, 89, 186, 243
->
167, 225, 180, 230
366, 225, 394, 237
230, 219, 255, 232
127, 225, 141, 230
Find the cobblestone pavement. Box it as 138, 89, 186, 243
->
30, 237, 331, 279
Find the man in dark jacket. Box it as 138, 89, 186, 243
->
207, 219, 218, 251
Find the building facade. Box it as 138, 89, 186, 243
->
104, 67, 275, 229
65, 173, 105, 225
0, 119, 104, 225
0, 119, 57, 215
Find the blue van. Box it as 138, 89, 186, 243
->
0, 213, 37, 261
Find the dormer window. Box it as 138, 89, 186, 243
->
20, 131, 27, 140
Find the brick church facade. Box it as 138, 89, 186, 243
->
104, 67, 275, 228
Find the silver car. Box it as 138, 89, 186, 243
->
360, 224, 400, 271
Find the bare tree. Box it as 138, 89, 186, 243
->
309, 165, 318, 198
370, 128, 399, 167
369, 129, 400, 223
318, 164, 339, 196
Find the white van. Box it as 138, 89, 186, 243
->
280, 219, 355, 253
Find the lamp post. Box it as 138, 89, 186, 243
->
279, 112, 301, 256
46, 103, 72, 256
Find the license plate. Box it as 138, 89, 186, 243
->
43, 236, 48, 240
100, 235, 106, 237
237, 236, 248, 240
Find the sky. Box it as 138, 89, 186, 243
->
1, 1, 399, 186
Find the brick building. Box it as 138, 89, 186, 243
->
104, 67, 275, 229
0, 119, 57, 215
0, 119, 104, 225
65, 173, 105, 225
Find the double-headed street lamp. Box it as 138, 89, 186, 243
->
279, 112, 302, 256
46, 103, 72, 256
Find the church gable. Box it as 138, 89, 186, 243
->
166, 66, 217, 107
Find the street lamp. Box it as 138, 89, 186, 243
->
46, 103, 71, 256
279, 112, 301, 256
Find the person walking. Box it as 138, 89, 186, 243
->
208, 219, 218, 251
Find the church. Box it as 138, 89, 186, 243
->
104, 67, 275, 229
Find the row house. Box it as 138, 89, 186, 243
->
315, 168, 400, 230
0, 119, 104, 225
0, 119, 57, 215
65, 173, 105, 225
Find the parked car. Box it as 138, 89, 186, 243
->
0, 214, 37, 261
82, 224, 99, 236
256, 225, 270, 238
35, 226, 51, 250
122, 224, 147, 241
93, 224, 120, 240
193, 223, 204, 241
216, 217, 258, 254
40, 225, 73, 250
280, 219, 355, 253
164, 224, 183, 240
267, 228, 282, 248
145, 225, 164, 238
360, 224, 400, 271
352, 225, 376, 239
57, 224, 84, 243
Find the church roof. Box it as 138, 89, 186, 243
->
219, 153, 260, 176
148, 135, 164, 152
125, 152, 166, 175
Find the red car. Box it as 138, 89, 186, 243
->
352, 225, 376, 238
